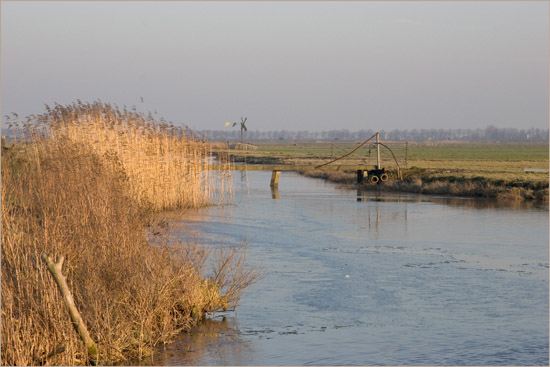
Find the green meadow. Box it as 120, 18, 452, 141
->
217, 140, 549, 201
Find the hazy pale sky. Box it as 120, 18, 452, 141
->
2, 1, 548, 131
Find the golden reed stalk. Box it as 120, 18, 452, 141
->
33, 101, 232, 211
1, 101, 254, 366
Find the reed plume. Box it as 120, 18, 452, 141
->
25, 100, 232, 210
1, 102, 258, 366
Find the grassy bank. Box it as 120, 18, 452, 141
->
215, 140, 548, 203
1, 102, 258, 365
301, 168, 549, 203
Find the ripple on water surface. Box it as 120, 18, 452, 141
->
151, 172, 548, 366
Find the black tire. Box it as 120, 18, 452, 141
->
380, 173, 389, 182
370, 175, 380, 184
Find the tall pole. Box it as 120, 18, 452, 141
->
376, 132, 381, 169
405, 141, 408, 167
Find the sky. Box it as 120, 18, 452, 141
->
1, 1, 548, 132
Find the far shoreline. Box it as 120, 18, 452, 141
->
298, 169, 549, 207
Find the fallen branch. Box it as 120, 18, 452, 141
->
41, 253, 98, 365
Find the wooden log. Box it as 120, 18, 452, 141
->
41, 254, 98, 365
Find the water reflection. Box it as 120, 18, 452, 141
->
355, 187, 546, 210
147, 172, 548, 365
144, 317, 254, 366
362, 200, 408, 237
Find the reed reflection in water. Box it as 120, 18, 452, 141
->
356, 187, 545, 210
149, 171, 548, 365
144, 317, 254, 366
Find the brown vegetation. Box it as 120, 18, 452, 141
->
28, 102, 233, 210
1, 102, 259, 365
300, 168, 549, 204
388, 168, 549, 202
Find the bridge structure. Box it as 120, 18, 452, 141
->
230, 163, 380, 187
212, 132, 404, 188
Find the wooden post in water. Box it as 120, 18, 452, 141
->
270, 170, 281, 188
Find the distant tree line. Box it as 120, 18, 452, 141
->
4, 125, 546, 142
200, 126, 549, 142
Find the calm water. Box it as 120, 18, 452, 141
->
150, 171, 548, 366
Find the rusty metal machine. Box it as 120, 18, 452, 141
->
356, 132, 392, 184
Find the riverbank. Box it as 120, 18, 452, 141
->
300, 168, 549, 204
1, 102, 258, 366
214, 140, 548, 204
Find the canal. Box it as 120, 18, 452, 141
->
149, 171, 548, 365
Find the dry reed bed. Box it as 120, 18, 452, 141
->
35, 102, 233, 210
1, 102, 257, 365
